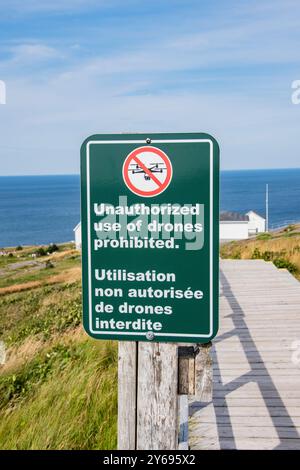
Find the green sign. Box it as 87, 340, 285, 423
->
80, 133, 219, 343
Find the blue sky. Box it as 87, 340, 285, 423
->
0, 0, 299, 175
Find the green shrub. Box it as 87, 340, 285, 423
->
273, 258, 298, 274
283, 231, 300, 238
256, 232, 272, 240
16, 245, 23, 251
283, 224, 295, 233
262, 251, 273, 261
35, 247, 46, 257
47, 244, 59, 254
251, 248, 261, 259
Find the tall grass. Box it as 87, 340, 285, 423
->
0, 337, 118, 450
0, 246, 118, 450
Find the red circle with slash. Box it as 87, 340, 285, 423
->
122, 146, 173, 197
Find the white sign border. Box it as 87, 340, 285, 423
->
86, 138, 214, 339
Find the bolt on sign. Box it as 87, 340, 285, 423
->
80, 133, 219, 343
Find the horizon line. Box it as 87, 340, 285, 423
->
1, 167, 300, 177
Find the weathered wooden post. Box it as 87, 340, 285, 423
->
118, 342, 213, 450
118, 342, 178, 450
118, 342, 137, 450
195, 342, 213, 402
137, 342, 178, 449
178, 345, 197, 450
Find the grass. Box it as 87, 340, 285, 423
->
0, 243, 118, 449
0, 337, 117, 450
220, 224, 300, 279
0, 282, 82, 346
0, 253, 80, 289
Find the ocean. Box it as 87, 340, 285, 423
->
0, 169, 300, 247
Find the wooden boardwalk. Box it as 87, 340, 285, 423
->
189, 259, 300, 450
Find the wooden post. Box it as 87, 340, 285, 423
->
178, 346, 197, 395
137, 342, 178, 450
118, 341, 178, 450
118, 341, 213, 450
195, 342, 213, 402
177, 345, 198, 450
118, 342, 137, 450
178, 395, 189, 450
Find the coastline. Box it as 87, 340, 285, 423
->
1, 169, 300, 247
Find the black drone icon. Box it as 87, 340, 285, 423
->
129, 162, 166, 181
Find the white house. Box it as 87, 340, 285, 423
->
220, 211, 266, 241
74, 209, 266, 247
220, 212, 249, 241
74, 222, 81, 250
246, 210, 266, 235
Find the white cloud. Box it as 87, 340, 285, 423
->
10, 44, 62, 63
1, 71, 299, 175
47, 3, 300, 84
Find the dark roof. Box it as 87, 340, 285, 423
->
220, 211, 249, 221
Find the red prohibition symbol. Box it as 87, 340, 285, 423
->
122, 146, 173, 197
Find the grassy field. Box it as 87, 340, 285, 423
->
0, 244, 117, 450
220, 223, 300, 280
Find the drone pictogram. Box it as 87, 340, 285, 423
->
123, 146, 173, 197
129, 162, 167, 180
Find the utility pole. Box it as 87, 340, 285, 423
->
266, 183, 269, 232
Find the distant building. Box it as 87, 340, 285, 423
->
74, 222, 81, 250
246, 210, 266, 235
74, 210, 266, 248
220, 210, 266, 241
220, 212, 249, 240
